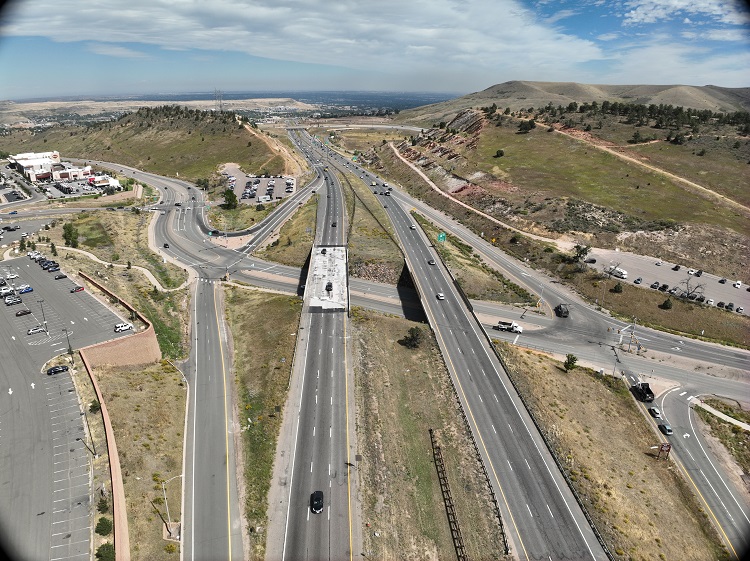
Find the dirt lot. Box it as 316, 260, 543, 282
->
352, 309, 505, 560
95, 361, 187, 561
223, 287, 302, 560
495, 343, 728, 561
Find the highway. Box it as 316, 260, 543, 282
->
62, 136, 749, 560
276, 148, 357, 560
307, 133, 750, 559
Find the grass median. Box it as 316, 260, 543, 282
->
256, 196, 317, 267
224, 287, 302, 560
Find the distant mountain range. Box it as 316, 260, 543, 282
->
398, 81, 750, 125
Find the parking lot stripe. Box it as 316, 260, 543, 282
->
50, 538, 90, 549
52, 514, 90, 524
51, 553, 90, 560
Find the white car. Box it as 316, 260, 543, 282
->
687, 268, 696, 275
733, 280, 742, 288
27, 325, 45, 335
436, 293, 445, 300
6, 272, 18, 279
706, 299, 714, 306
16, 284, 30, 291
0, 286, 14, 296
114, 322, 134, 333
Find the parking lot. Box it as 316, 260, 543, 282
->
1, 217, 53, 248
0, 254, 136, 558
221, 164, 296, 206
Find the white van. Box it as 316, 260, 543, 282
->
114, 322, 134, 333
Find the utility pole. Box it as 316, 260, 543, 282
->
62, 327, 73, 355
38, 299, 47, 333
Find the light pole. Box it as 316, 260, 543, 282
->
76, 437, 97, 458
161, 474, 183, 537
62, 327, 73, 355
38, 299, 47, 333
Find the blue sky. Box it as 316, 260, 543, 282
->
0, 0, 748, 100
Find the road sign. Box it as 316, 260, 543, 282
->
437, 232, 446, 243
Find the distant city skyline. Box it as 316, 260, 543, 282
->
0, 0, 748, 101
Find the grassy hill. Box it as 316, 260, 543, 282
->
0, 105, 283, 180
397, 81, 750, 127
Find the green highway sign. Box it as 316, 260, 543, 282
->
437, 232, 446, 243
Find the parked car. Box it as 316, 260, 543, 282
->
733, 280, 742, 288
46, 365, 69, 376
719, 278, 727, 284
633, 277, 642, 284
726, 303, 735, 312
27, 325, 45, 335
114, 322, 134, 333
19, 286, 33, 294
658, 284, 669, 292
584, 258, 596, 264
737, 307, 744, 314
695, 269, 703, 277
672, 264, 681, 271
15, 309, 31, 317
70, 286, 84, 293
428, 259, 436, 266
650, 281, 660, 289
54, 274, 67, 280
717, 301, 725, 309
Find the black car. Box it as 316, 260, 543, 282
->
719, 278, 727, 284
54, 274, 67, 279
46, 365, 69, 376
717, 301, 725, 309
672, 264, 681, 271
163, 243, 170, 249
726, 303, 735, 312
554, 303, 569, 318
310, 490, 324, 514
325, 281, 333, 292
658, 284, 669, 292
650, 281, 660, 289
695, 269, 703, 277
331, 222, 337, 227
15, 309, 31, 317
584, 258, 596, 264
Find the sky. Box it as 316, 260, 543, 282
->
0, 0, 748, 100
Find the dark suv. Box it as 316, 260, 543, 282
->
310, 491, 324, 514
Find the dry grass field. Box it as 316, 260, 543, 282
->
352, 309, 505, 560
496, 343, 728, 561
94, 361, 187, 561
223, 287, 302, 560
256, 196, 317, 267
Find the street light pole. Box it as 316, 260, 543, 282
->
161, 474, 183, 537
38, 299, 47, 333
76, 437, 97, 458
62, 327, 73, 355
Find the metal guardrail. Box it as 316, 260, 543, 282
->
429, 429, 470, 561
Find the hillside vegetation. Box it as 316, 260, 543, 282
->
0, 105, 283, 180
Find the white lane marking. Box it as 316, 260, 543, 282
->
547, 504, 554, 518
526, 504, 533, 517
507, 460, 513, 471
310, 462, 313, 473
492, 425, 496, 433
679, 391, 687, 396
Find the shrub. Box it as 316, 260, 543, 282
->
95, 543, 115, 561
563, 354, 578, 372
97, 497, 109, 514
95, 517, 113, 536
399, 326, 424, 349
660, 298, 673, 310
612, 282, 623, 293
89, 400, 101, 414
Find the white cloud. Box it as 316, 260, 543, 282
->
0, 0, 602, 80
622, 0, 750, 26
597, 32, 620, 41
87, 43, 148, 58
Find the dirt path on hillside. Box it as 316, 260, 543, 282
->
388, 142, 575, 250
554, 127, 750, 216
244, 124, 301, 176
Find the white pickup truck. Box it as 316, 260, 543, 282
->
494, 321, 523, 333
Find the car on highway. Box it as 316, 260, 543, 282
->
27, 325, 45, 335
70, 286, 84, 293
15, 309, 31, 317
9, 210, 17, 215
46, 365, 69, 376
331, 221, 337, 227
428, 259, 436, 265
436, 292, 445, 300
163, 243, 170, 248
648, 407, 662, 418
310, 490, 324, 514
633, 277, 642, 284
658, 424, 673, 436
409, 225, 417, 230
114, 322, 134, 333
